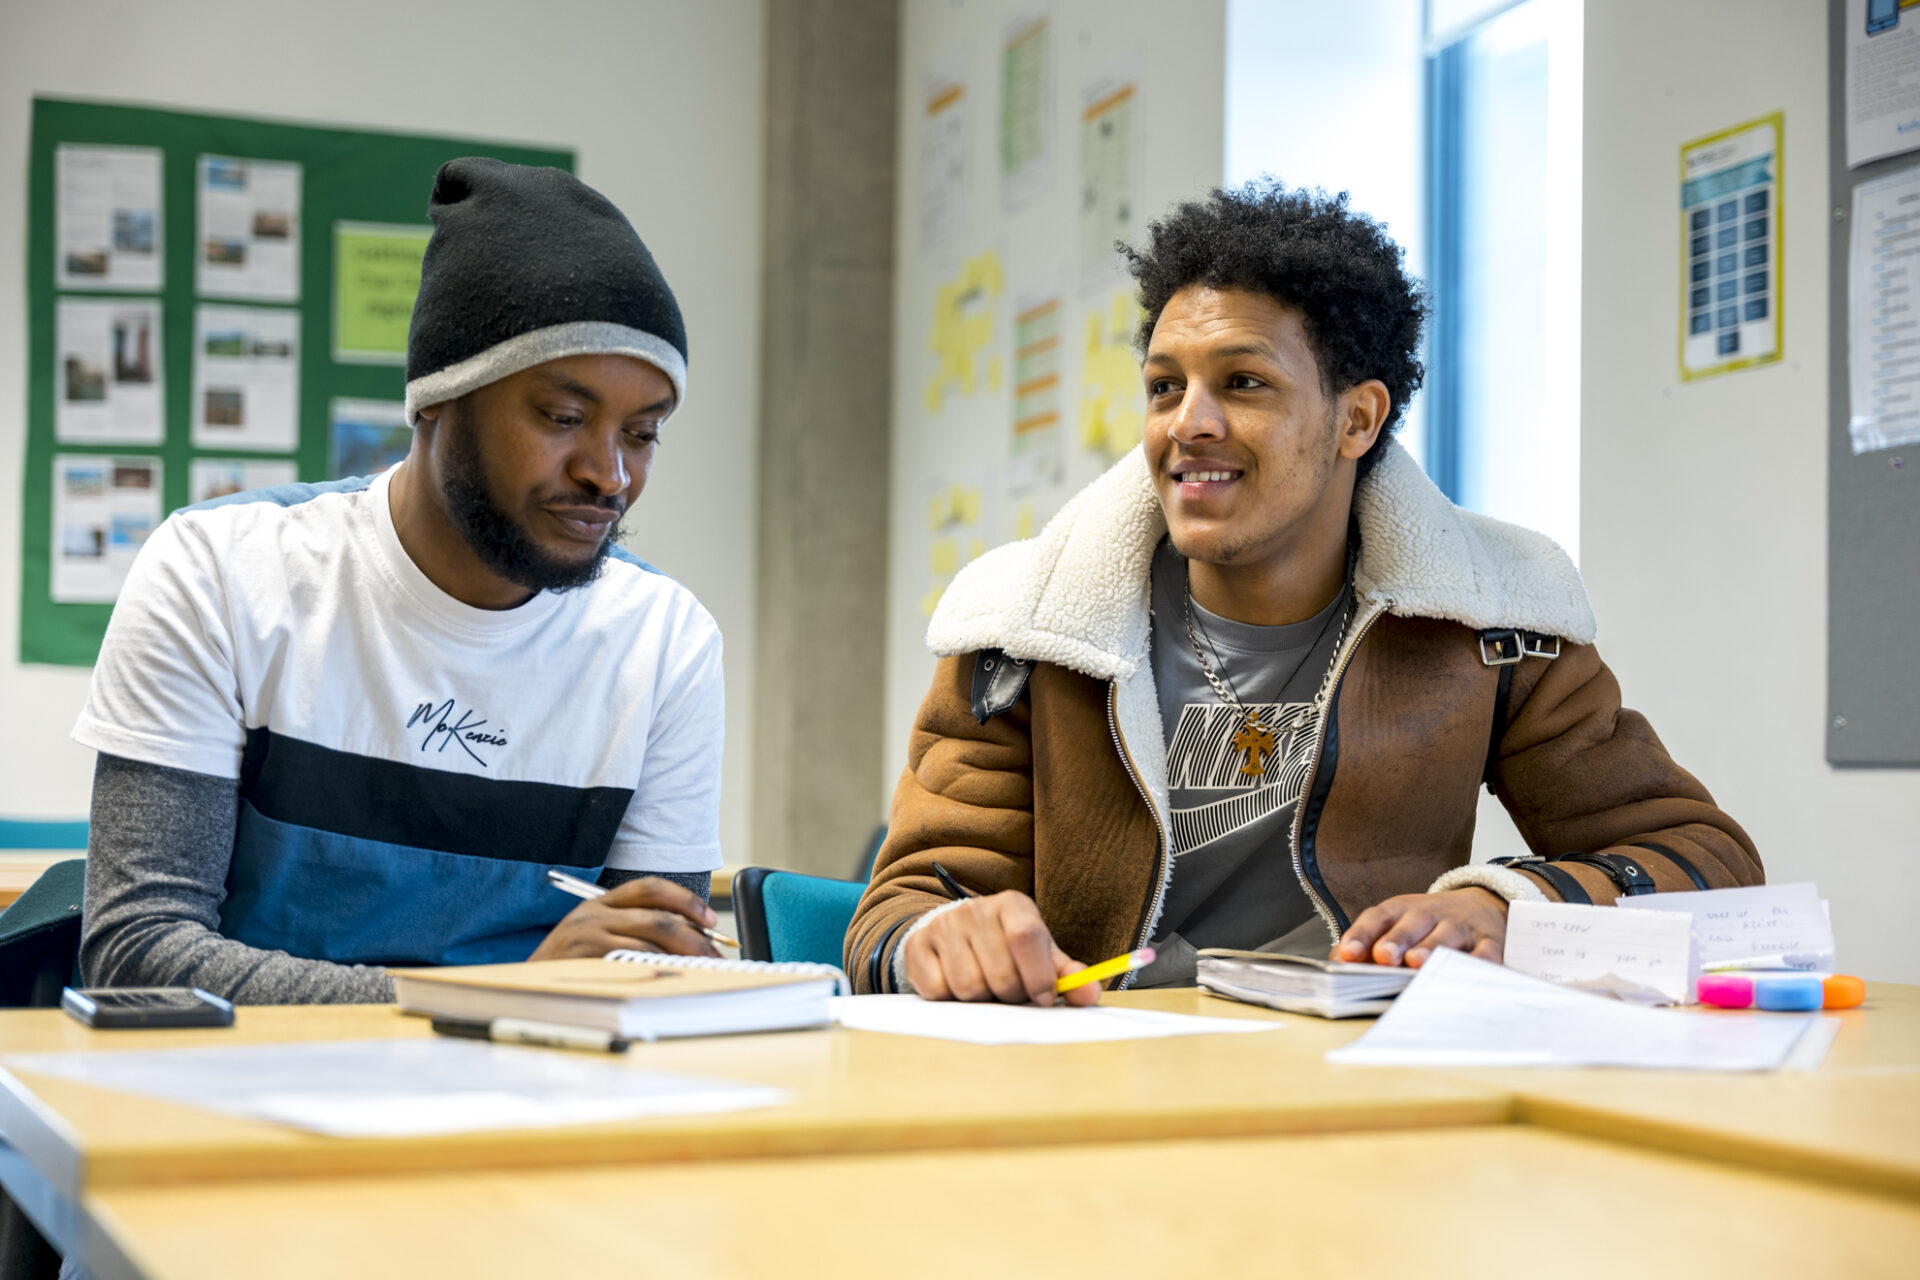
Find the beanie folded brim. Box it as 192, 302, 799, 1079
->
403, 321, 688, 424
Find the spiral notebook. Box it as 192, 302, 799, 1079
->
392, 952, 848, 1042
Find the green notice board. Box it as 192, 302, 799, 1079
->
21, 97, 573, 665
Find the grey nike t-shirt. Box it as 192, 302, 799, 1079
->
1135, 537, 1349, 987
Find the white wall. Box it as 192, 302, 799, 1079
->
1580, 0, 1919, 982
885, 0, 1228, 801
0, 0, 765, 863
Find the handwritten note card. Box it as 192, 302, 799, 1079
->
1504, 901, 1698, 1005
1632, 882, 1834, 970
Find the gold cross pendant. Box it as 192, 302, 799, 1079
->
1231, 712, 1279, 778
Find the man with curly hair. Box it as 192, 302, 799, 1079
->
846, 180, 1761, 1002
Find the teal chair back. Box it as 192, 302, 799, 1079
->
0, 818, 88, 850
731, 868, 865, 968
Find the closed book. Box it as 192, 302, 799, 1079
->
391, 952, 844, 1041
1196, 949, 1414, 1019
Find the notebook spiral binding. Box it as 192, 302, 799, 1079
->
605, 949, 852, 997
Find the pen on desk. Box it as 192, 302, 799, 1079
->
1054, 947, 1156, 995
930, 860, 979, 901
431, 1015, 629, 1054
544, 867, 740, 949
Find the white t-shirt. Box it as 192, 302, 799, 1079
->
73, 469, 724, 966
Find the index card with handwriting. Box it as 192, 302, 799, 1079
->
1630, 882, 1834, 970
1503, 901, 1698, 1005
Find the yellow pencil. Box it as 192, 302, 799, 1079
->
1055, 947, 1156, 994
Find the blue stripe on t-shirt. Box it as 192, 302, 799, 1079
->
221, 800, 589, 967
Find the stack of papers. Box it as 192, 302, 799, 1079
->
1196, 950, 1414, 1018
1325, 948, 1822, 1072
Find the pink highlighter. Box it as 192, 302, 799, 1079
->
1696, 973, 1866, 1011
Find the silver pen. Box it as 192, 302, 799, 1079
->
545, 867, 739, 949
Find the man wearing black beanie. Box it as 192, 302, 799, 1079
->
72, 160, 729, 1002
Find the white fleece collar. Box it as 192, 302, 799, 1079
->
926, 440, 1596, 680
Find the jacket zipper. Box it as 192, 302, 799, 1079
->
1289, 595, 1390, 947
1107, 680, 1170, 991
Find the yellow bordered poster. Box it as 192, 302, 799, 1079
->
1679, 112, 1784, 381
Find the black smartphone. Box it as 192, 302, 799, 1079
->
61, 987, 235, 1029
1869, 0, 1900, 37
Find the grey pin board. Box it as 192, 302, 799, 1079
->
1828, 0, 1920, 766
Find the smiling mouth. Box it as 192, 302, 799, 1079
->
1170, 464, 1244, 489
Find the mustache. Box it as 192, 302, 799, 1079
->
541, 491, 627, 517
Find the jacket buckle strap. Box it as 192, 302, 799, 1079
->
1479, 630, 1559, 666
970, 649, 1034, 723
1478, 630, 1523, 666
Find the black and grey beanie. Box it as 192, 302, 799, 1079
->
403, 157, 687, 423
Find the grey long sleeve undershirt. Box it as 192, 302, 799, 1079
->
80, 752, 712, 1005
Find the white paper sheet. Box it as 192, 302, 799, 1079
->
1325, 948, 1814, 1072
189, 458, 298, 504
1631, 882, 1835, 970
56, 144, 163, 292
1, 1038, 786, 1139
192, 305, 300, 452
999, 14, 1052, 211
1847, 0, 1920, 168
50, 455, 162, 604
829, 995, 1280, 1045
1848, 164, 1920, 454
197, 155, 302, 301
921, 68, 969, 255
1503, 900, 1699, 1005
1077, 73, 1136, 277
55, 298, 163, 445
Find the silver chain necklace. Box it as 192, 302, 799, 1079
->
1180, 561, 1349, 778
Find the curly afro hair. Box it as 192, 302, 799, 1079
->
1120, 180, 1428, 481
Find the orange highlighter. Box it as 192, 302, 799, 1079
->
1697, 973, 1865, 1011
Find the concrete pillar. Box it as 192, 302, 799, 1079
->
752, 0, 898, 878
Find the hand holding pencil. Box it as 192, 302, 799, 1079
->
902, 866, 1132, 1006
529, 869, 736, 963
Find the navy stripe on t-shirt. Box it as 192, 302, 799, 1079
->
240, 727, 632, 867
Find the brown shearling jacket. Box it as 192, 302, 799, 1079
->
846, 444, 1761, 993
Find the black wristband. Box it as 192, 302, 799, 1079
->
1630, 842, 1709, 891
1490, 856, 1592, 905
1557, 851, 1658, 896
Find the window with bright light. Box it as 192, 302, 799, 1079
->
1426, 0, 1583, 560
1224, 0, 1582, 561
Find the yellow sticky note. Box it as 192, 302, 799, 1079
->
930, 538, 959, 577
1014, 504, 1035, 539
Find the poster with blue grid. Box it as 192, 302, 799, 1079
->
1680, 112, 1784, 380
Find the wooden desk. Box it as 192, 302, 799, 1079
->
0, 992, 1507, 1198
0, 852, 77, 908
1447, 981, 1920, 1199
84, 1127, 1920, 1280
